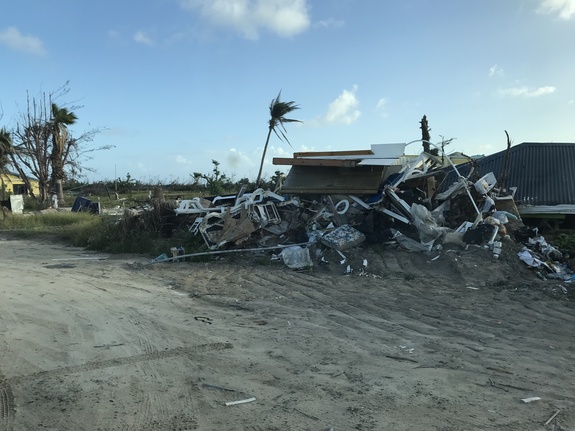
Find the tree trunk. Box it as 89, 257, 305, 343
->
255, 127, 274, 187
420, 115, 431, 153
498, 131, 512, 193
51, 156, 66, 207
55, 178, 65, 207
50, 130, 67, 207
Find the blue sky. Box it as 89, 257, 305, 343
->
1, 0, 574, 183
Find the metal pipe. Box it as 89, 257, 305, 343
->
148, 241, 314, 265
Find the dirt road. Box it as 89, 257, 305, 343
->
0, 234, 574, 430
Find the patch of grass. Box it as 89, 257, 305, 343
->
253, 256, 273, 266
0, 202, 213, 258
554, 233, 575, 253
0, 211, 99, 231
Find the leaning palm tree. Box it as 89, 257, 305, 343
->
50, 103, 77, 206
255, 91, 301, 187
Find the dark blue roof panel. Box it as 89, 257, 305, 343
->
440, 142, 575, 206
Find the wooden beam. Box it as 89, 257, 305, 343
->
293, 149, 374, 158
273, 158, 358, 167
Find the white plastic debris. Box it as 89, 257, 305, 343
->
336, 250, 347, 264
225, 397, 256, 406
280, 246, 312, 269
517, 248, 544, 267
492, 241, 502, 259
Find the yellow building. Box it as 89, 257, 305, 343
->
0, 171, 40, 197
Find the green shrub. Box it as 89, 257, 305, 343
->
555, 233, 575, 253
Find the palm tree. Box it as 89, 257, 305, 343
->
0, 128, 10, 165
50, 103, 77, 206
0, 128, 12, 201
255, 91, 301, 187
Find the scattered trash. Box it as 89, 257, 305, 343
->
336, 250, 347, 264
71, 196, 100, 214
93, 343, 124, 349
280, 246, 313, 269
112, 141, 572, 281
544, 409, 560, 425
224, 397, 256, 406
492, 241, 502, 259
321, 224, 366, 251
202, 383, 235, 392
170, 246, 186, 262
51, 256, 108, 261
152, 253, 169, 263
521, 397, 541, 403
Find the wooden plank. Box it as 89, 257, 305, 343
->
293, 150, 374, 158
279, 165, 384, 195
273, 158, 358, 167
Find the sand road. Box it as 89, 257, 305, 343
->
0, 234, 574, 430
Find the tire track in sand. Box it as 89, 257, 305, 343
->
7, 342, 232, 386
0, 372, 16, 431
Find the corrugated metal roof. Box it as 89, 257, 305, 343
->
440, 142, 575, 206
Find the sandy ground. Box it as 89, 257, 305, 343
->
0, 233, 574, 431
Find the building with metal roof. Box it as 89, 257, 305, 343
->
439, 142, 575, 218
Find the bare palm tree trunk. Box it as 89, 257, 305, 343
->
256, 127, 273, 187
50, 129, 67, 207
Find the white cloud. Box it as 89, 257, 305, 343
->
489, 64, 503, 77
134, 31, 154, 46
498, 85, 556, 97
0, 27, 46, 55
324, 85, 361, 125
537, 0, 575, 19
225, 148, 255, 171
376, 97, 389, 118
314, 18, 345, 29
180, 0, 310, 40
175, 155, 193, 165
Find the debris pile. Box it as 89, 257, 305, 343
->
168, 144, 527, 264
515, 226, 575, 282
132, 141, 572, 283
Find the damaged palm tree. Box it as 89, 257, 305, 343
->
50, 103, 77, 207
255, 91, 301, 187
498, 130, 512, 192
0, 128, 12, 202
420, 115, 438, 156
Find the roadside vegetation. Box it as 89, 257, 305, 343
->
0, 207, 205, 257
0, 160, 285, 258
0, 88, 299, 258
